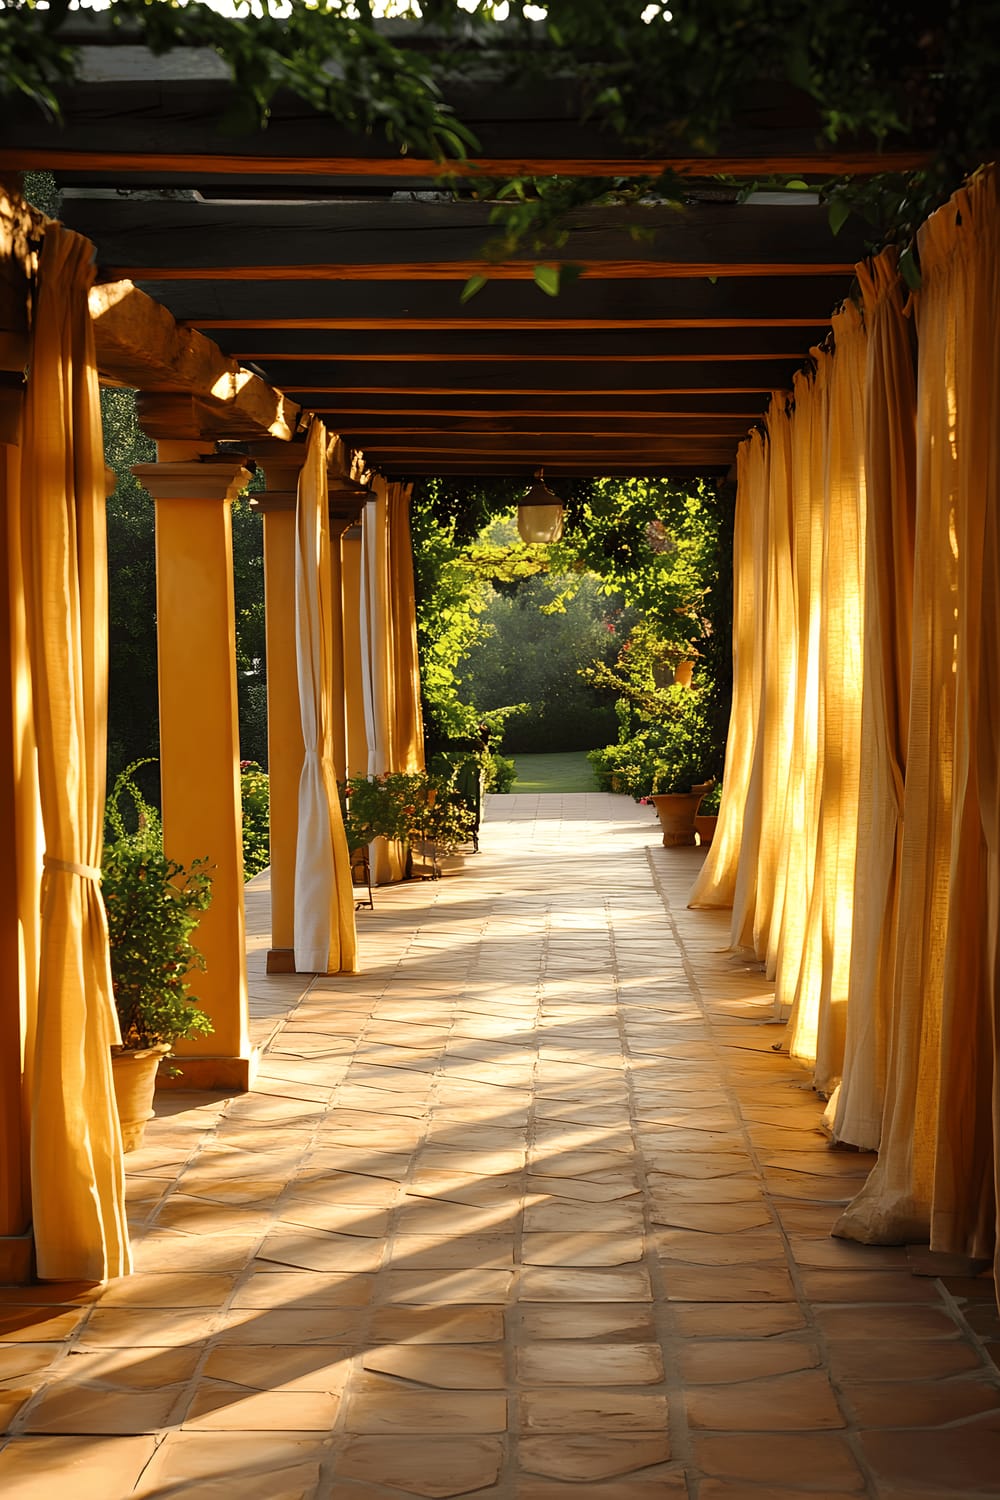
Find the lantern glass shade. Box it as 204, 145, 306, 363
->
517, 475, 564, 544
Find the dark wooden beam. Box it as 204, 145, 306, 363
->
294, 393, 769, 417
129, 276, 850, 325
375, 460, 732, 476
240, 363, 785, 394
56, 199, 866, 275
169, 328, 823, 361
340, 415, 753, 436
105, 259, 853, 282
360, 437, 738, 457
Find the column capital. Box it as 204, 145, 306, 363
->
246, 438, 307, 495
132, 459, 250, 504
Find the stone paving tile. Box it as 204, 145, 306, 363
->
6, 802, 1000, 1497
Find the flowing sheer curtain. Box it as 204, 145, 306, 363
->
685, 168, 1000, 1272
728, 430, 769, 950
293, 420, 358, 975
20, 223, 130, 1280
691, 315, 867, 1083
753, 404, 796, 972
771, 363, 827, 1030
828, 250, 917, 1150
386, 482, 426, 775
359, 478, 426, 884
784, 307, 867, 1083
689, 435, 764, 911
968, 171, 1000, 1282
838, 167, 1000, 1249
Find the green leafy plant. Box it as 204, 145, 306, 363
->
102, 761, 214, 1053
484, 752, 516, 793
698, 781, 723, 815
586, 683, 715, 797
240, 760, 270, 879
339, 769, 476, 857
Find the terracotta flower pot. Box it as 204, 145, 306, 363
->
111, 1044, 170, 1152
649, 790, 703, 847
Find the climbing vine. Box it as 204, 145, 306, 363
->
6, 1, 1000, 280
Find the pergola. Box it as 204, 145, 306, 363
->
1, 29, 922, 478
5, 22, 1000, 1306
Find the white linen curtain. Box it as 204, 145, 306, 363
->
293, 420, 358, 974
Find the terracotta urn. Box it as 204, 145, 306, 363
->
649, 790, 703, 847
110, 1044, 170, 1153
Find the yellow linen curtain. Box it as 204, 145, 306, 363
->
784, 306, 867, 1086
728, 429, 769, 950
341, 525, 368, 781
387, 481, 426, 775
755, 403, 796, 976
21, 223, 130, 1280
968, 170, 1000, 1279
694, 315, 866, 1089
363, 481, 405, 884
293, 420, 358, 974
835, 176, 986, 1245
771, 362, 828, 1026
359, 478, 425, 884
688, 435, 763, 911
3, 391, 42, 1253
828, 250, 916, 1150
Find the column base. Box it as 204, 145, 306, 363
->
0, 1230, 34, 1284
156, 1050, 259, 1093
266, 947, 297, 974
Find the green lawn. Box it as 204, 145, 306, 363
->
509, 752, 598, 794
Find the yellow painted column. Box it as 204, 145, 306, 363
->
329, 519, 350, 782
341, 524, 367, 780
133, 453, 253, 1090
0, 390, 35, 1282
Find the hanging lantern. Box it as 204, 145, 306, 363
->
517, 470, 564, 544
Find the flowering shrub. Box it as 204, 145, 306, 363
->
240, 760, 270, 879
586, 683, 715, 797
340, 770, 476, 857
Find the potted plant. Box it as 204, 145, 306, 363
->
102, 763, 214, 1150
409, 769, 477, 877
640, 683, 716, 847
339, 769, 477, 883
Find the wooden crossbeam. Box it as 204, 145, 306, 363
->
6, 149, 929, 179
106, 260, 854, 282
294, 394, 769, 416
161, 328, 819, 361
90, 284, 301, 440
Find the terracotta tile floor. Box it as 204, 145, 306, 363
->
3, 792, 1000, 1498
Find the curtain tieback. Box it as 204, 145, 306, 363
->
43, 855, 102, 881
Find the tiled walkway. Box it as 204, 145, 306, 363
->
2, 794, 1000, 1499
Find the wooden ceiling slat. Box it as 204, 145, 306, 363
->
295, 394, 769, 416
376, 461, 732, 475
140, 328, 817, 360
108, 260, 853, 282
245, 365, 781, 393
8, 149, 928, 179
61, 199, 866, 276
231, 350, 800, 364
132, 275, 850, 323
341, 416, 754, 435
